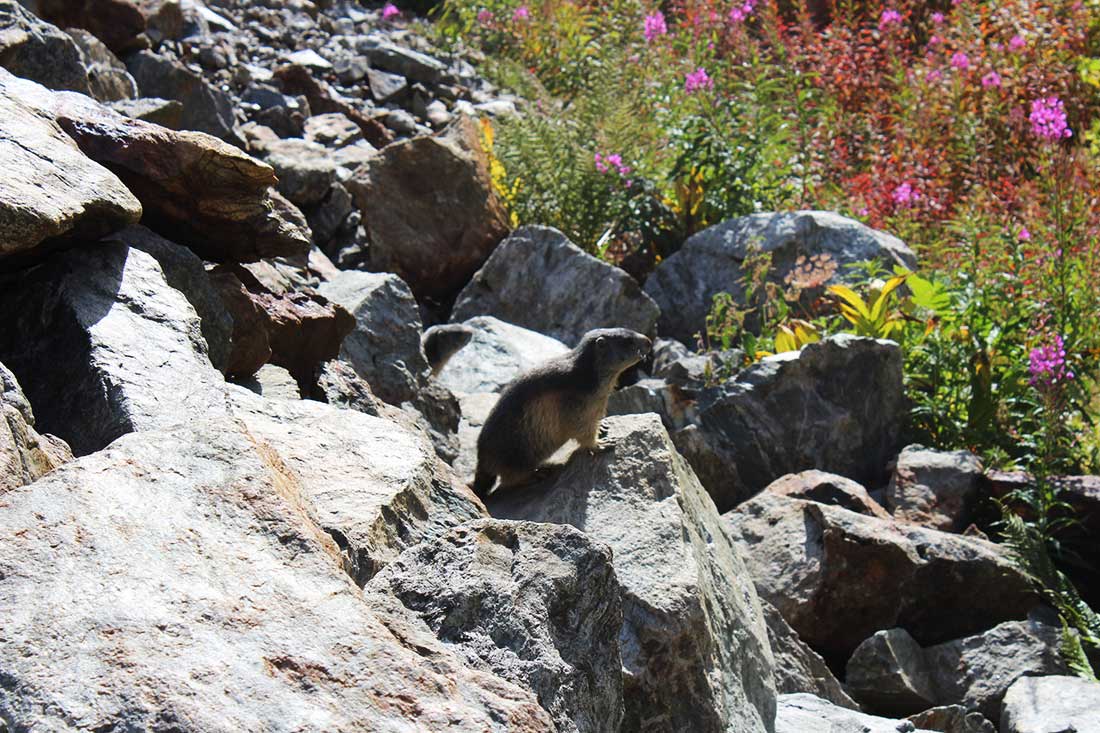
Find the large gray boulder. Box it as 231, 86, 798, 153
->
452, 226, 661, 345
0, 70, 141, 263
491, 414, 778, 733
367, 520, 624, 733
0, 0, 90, 93
1, 361, 71, 492
763, 470, 891, 519
0, 243, 227, 456
724, 492, 1038, 661
887, 445, 984, 531
126, 49, 236, 140
761, 599, 858, 709
437, 316, 569, 395
0, 420, 553, 731
776, 694, 937, 733
1000, 675, 1100, 733
675, 335, 904, 511
645, 211, 918, 344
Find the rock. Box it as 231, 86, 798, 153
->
273, 63, 392, 148
66, 28, 137, 102
312, 359, 388, 417
645, 211, 918, 344
454, 390, 498, 482
126, 49, 236, 139
318, 270, 429, 405
675, 335, 904, 511
1, 361, 72, 492
452, 226, 660, 345
113, 225, 233, 374
605, 378, 699, 433
765, 470, 891, 518
1000, 675, 1100, 733
404, 381, 463, 465
908, 706, 997, 733
0, 243, 227, 456
776, 693, 937, 733
887, 445, 984, 531
284, 48, 331, 71
922, 619, 1069, 723
761, 599, 858, 709
349, 115, 509, 304
233, 363, 301, 401
724, 492, 1038, 661
362, 38, 447, 83
0, 0, 90, 93
107, 96, 183, 127
436, 316, 570, 395
228, 387, 482, 586
34, 0, 146, 54
491, 414, 777, 733
304, 112, 363, 148
207, 265, 272, 377
0, 419, 553, 731
656, 349, 742, 392
308, 182, 355, 249
366, 519, 624, 733
257, 137, 338, 208
367, 66, 408, 102
0, 72, 141, 264
0, 72, 310, 262
846, 628, 938, 716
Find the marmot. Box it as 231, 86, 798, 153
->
422, 324, 475, 377
472, 327, 652, 499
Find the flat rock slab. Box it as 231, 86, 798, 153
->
1000, 675, 1100, 733
438, 316, 569, 395
0, 420, 553, 731
776, 694, 937, 733
452, 225, 660, 345
0, 69, 140, 263
491, 414, 777, 733
368, 519, 624, 733
0, 242, 227, 456
724, 492, 1038, 661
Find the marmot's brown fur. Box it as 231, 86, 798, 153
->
421, 324, 474, 377
472, 327, 651, 499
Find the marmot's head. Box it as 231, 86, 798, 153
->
422, 324, 475, 374
578, 328, 652, 380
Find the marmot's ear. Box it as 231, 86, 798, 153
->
595, 336, 606, 349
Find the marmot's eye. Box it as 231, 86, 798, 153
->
596, 336, 606, 347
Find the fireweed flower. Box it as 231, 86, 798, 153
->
381, 3, 400, 20
878, 9, 902, 30
1009, 34, 1026, 51
981, 71, 1002, 88
1018, 227, 1031, 241
950, 52, 970, 70
1029, 96, 1072, 140
643, 11, 667, 42
1029, 335, 1074, 387
729, 1, 755, 23
931, 11, 945, 23
512, 5, 530, 21
892, 181, 920, 207
477, 8, 492, 24
925, 69, 944, 83
684, 67, 713, 93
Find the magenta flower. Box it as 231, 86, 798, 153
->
1018, 227, 1031, 241
1029, 96, 1072, 140
878, 8, 902, 30
477, 8, 492, 24
594, 152, 632, 185
381, 2, 400, 19
729, 0, 755, 23
1009, 34, 1026, 51
927, 34, 942, 46
931, 11, 945, 23
950, 52, 970, 70
981, 70, 1002, 88
892, 181, 920, 207
643, 11, 667, 42
1029, 335, 1074, 387
684, 67, 713, 93
925, 69, 944, 83
512, 5, 530, 21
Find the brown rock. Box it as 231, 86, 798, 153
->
0, 1, 90, 93
273, 63, 392, 148
36, 0, 146, 54
765, 470, 891, 518
1, 362, 72, 492
349, 115, 509, 304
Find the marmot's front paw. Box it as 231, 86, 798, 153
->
587, 441, 614, 455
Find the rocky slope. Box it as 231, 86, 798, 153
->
1, 1, 1097, 731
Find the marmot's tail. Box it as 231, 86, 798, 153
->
471, 466, 495, 501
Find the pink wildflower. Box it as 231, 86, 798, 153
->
878, 8, 902, 30
981, 71, 1002, 88
684, 67, 713, 93
1029, 335, 1074, 387
729, 0, 755, 23
1029, 96, 1072, 140
512, 5, 530, 21
931, 11, 944, 23
477, 8, 492, 23
950, 52, 970, 70
925, 69, 944, 83
1018, 227, 1031, 241
892, 181, 920, 207
1009, 34, 1026, 51
928, 35, 941, 46
381, 2, 399, 20
643, 11, 667, 42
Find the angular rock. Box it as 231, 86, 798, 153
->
362, 38, 448, 83
765, 470, 891, 519
404, 381, 463, 464
233, 363, 301, 401
2, 71, 309, 262
35, 0, 146, 54
304, 112, 363, 148
126, 50, 236, 139
1, 361, 71, 492
312, 359, 388, 417
228, 387, 482, 586
846, 628, 937, 715
724, 492, 1038, 661
349, 115, 509, 304
67, 28, 137, 102
107, 95, 183, 127
776, 694, 937, 733
922, 619, 1069, 723
606, 378, 699, 433
452, 226, 660, 345
318, 270, 429, 405
257, 137, 338, 207
1000, 675, 1100, 733
0, 0, 90, 93
0, 72, 141, 263
645, 211, 918, 344
761, 599, 858, 709
676, 335, 904, 511
0, 420, 552, 731
367, 520, 624, 733
491, 414, 778, 733
454, 390, 499, 482
887, 445, 984, 531
0, 243, 227, 456
273, 63, 392, 148
908, 706, 997, 733
436, 316, 569, 395
367, 65, 408, 102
